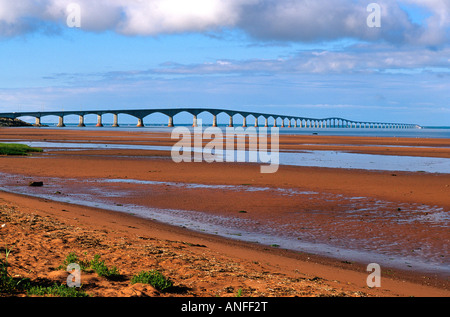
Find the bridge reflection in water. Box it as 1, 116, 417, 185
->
0, 108, 421, 129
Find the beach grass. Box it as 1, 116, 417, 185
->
59, 252, 121, 280
1, 247, 88, 297
0, 143, 43, 156
89, 254, 120, 279
26, 283, 89, 297
131, 270, 174, 291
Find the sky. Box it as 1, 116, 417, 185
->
0, 0, 449, 126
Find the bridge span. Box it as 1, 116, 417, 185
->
0, 108, 421, 129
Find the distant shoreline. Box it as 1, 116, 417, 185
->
0, 117, 32, 127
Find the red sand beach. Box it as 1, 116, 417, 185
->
0, 128, 449, 297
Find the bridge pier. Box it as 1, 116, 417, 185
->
112, 114, 119, 127
228, 115, 234, 128
254, 117, 258, 128
212, 115, 217, 127
136, 118, 144, 127
264, 118, 268, 127
35, 117, 41, 126
96, 115, 103, 127
193, 115, 198, 127
57, 116, 65, 127
78, 115, 85, 127
242, 117, 247, 128
168, 116, 174, 127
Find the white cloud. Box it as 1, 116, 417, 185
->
0, 0, 448, 46
400, 0, 450, 46
99, 45, 449, 76
119, 0, 249, 35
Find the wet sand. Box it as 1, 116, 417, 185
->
0, 128, 449, 297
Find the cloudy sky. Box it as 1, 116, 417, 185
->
0, 0, 449, 125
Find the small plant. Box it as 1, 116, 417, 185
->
58, 252, 89, 271
27, 283, 88, 297
0, 246, 30, 294
0, 249, 14, 293
235, 288, 243, 297
89, 254, 120, 279
59, 252, 120, 279
131, 270, 173, 292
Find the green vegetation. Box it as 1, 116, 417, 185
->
59, 252, 90, 271
89, 254, 120, 279
0, 247, 29, 294
0, 143, 43, 156
2, 250, 179, 297
27, 283, 89, 297
131, 270, 173, 291
1, 248, 87, 297
59, 252, 120, 280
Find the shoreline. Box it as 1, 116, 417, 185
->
1, 191, 448, 297
0, 128, 449, 297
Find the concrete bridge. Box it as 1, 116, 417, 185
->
0, 108, 421, 129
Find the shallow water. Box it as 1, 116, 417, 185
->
6, 140, 450, 174
280, 150, 450, 173
0, 172, 448, 276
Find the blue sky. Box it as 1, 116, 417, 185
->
0, 0, 449, 126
